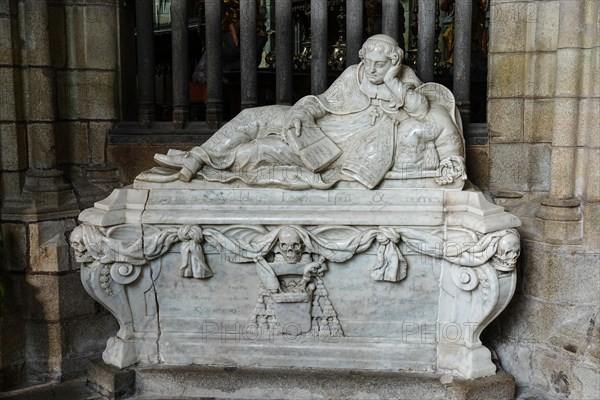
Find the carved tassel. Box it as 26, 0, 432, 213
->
370, 229, 407, 282
188, 241, 213, 279
178, 226, 213, 279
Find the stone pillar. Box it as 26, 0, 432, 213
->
275, 0, 293, 105
171, 0, 189, 128
0, 0, 25, 213
0, 0, 27, 387
382, 0, 399, 42
345, 0, 363, 66
119, 1, 137, 121
453, 0, 472, 126
240, 0, 258, 109
311, 0, 328, 95
12, 0, 77, 218
534, 0, 584, 243
417, 0, 435, 82
135, 0, 155, 126
205, 0, 222, 128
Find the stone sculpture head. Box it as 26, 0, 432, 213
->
278, 227, 304, 264
358, 34, 403, 84
491, 231, 520, 272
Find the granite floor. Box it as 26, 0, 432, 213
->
0, 378, 100, 400
0, 377, 550, 400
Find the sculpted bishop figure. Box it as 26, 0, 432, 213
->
140, 34, 465, 189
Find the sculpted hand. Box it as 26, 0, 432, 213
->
384, 59, 406, 108
288, 118, 303, 137
281, 111, 314, 144
424, 141, 440, 170
384, 58, 402, 84
281, 118, 302, 145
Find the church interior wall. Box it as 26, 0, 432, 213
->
484, 1, 599, 398
0, 0, 120, 387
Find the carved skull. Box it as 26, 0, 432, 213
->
492, 232, 520, 272
278, 227, 304, 264
70, 225, 88, 261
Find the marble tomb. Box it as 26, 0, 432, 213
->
71, 35, 520, 380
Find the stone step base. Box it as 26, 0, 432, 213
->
87, 360, 515, 400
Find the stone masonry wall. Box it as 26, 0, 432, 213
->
486, 0, 599, 398
0, 0, 119, 388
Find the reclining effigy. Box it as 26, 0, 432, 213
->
72, 35, 520, 380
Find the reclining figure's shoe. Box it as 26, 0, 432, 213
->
154, 151, 202, 182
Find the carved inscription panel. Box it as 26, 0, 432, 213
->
155, 253, 260, 334
325, 251, 441, 339
154, 247, 441, 341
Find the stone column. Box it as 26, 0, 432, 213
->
311, 0, 328, 95
275, 0, 293, 105
119, 1, 137, 121
205, 0, 223, 128
534, 0, 584, 243
346, 0, 363, 66
417, 0, 436, 82
453, 0, 472, 126
12, 0, 77, 218
0, 0, 27, 385
135, 0, 155, 126
240, 0, 258, 109
453, 0, 473, 127
382, 0, 399, 42
0, 0, 25, 212
171, 0, 189, 128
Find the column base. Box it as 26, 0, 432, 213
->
2, 169, 79, 221
457, 101, 471, 127
137, 107, 155, 129
172, 108, 189, 129
535, 197, 582, 244
206, 99, 223, 129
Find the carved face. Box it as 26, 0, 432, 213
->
492, 232, 520, 271
278, 228, 304, 263
363, 50, 392, 84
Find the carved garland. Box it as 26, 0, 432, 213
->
71, 224, 519, 296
